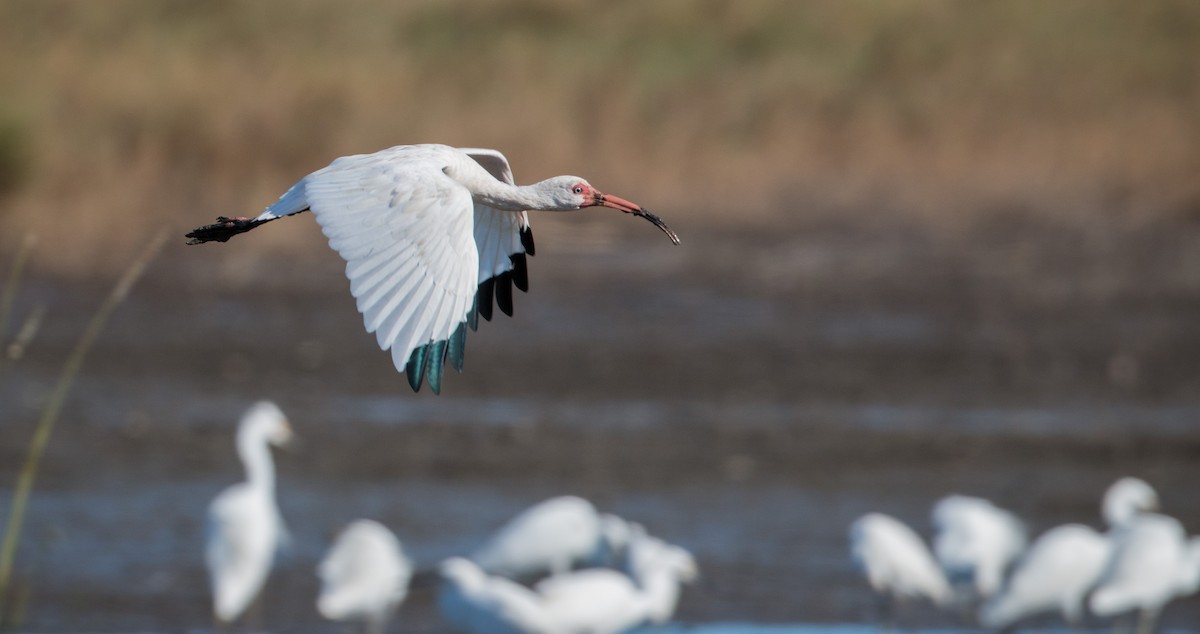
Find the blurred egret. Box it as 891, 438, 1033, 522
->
441, 529, 698, 634
980, 524, 1110, 628
849, 512, 953, 619
1090, 513, 1200, 634
620, 527, 699, 625
438, 557, 556, 634
981, 476, 1162, 628
186, 144, 679, 394
535, 535, 698, 633
317, 519, 413, 634
205, 401, 293, 624
931, 495, 1026, 600
471, 496, 629, 579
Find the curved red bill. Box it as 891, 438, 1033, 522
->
595, 192, 681, 245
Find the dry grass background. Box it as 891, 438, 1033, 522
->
0, 0, 1198, 272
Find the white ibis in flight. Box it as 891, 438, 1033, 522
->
187, 144, 679, 393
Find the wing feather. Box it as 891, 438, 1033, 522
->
301, 145, 479, 391
462, 148, 535, 332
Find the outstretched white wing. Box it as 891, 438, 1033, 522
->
276, 145, 479, 393
460, 148, 535, 325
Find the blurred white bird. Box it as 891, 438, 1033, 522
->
931, 495, 1027, 601
471, 496, 630, 579
539, 527, 698, 632
981, 476, 1161, 629
621, 528, 699, 625
980, 524, 1110, 628
186, 144, 679, 394
442, 530, 698, 634
438, 557, 556, 634
205, 401, 293, 624
849, 512, 953, 620
317, 519, 413, 634
1090, 513, 1200, 634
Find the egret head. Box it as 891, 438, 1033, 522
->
239, 400, 294, 447
1102, 477, 1159, 527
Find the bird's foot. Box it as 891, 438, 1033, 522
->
185, 216, 263, 244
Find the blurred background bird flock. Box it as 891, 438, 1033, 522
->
1, 1, 1200, 632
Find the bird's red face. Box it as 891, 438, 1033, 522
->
575, 182, 680, 245
576, 182, 643, 214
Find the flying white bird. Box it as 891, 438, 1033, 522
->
471, 496, 630, 579
931, 494, 1026, 601
317, 519, 413, 634
186, 144, 680, 394
849, 512, 953, 618
205, 401, 293, 624
1090, 513, 1200, 634
981, 476, 1162, 629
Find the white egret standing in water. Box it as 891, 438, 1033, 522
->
317, 519, 413, 634
471, 496, 629, 579
441, 529, 698, 634
535, 528, 699, 632
205, 401, 293, 624
980, 524, 1110, 628
849, 512, 952, 622
931, 494, 1026, 602
438, 557, 556, 634
1090, 514, 1200, 634
981, 476, 1162, 628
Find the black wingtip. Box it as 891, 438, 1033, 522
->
512, 253, 529, 293
425, 340, 448, 395
478, 277, 495, 322
448, 322, 467, 373
495, 271, 514, 317
406, 345, 427, 392
520, 225, 536, 256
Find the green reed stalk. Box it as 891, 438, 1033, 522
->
0, 234, 36, 347
0, 231, 166, 624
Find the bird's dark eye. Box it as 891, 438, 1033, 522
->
573, 186, 583, 194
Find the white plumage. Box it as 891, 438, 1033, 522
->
441, 529, 698, 634
535, 532, 698, 633
931, 494, 1026, 600
849, 513, 952, 608
1090, 513, 1200, 634
471, 496, 629, 579
205, 401, 293, 624
187, 144, 679, 394
316, 519, 413, 634
980, 524, 1110, 627
981, 476, 1165, 629
438, 557, 556, 634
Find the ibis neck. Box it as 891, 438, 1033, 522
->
471, 180, 561, 212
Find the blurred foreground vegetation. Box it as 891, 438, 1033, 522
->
0, 0, 1198, 271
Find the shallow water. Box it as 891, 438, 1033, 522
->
2, 220, 1200, 631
